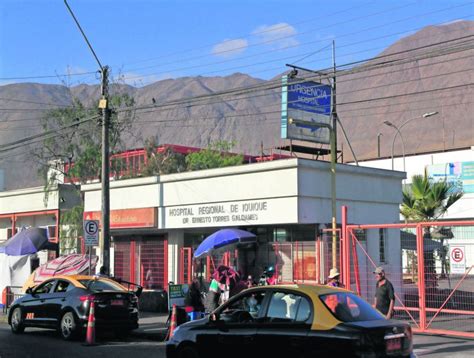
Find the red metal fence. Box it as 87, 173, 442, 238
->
344, 221, 474, 339
176, 215, 474, 339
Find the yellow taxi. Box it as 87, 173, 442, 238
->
166, 284, 413, 358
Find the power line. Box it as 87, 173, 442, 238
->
114, 39, 474, 116
1, 2, 467, 83
0, 35, 471, 153
2, 35, 470, 122
122, 1, 379, 67
121, 1, 458, 74
120, 8, 474, 81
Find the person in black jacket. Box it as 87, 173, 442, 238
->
185, 279, 204, 312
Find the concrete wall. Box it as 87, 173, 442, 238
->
0, 169, 4, 192
0, 186, 58, 214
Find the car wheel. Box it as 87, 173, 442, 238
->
60, 312, 77, 340
177, 345, 200, 358
10, 307, 25, 334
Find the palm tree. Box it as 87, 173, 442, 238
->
401, 173, 463, 278
401, 174, 463, 222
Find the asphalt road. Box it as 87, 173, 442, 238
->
413, 334, 474, 357
1, 322, 474, 357
0, 323, 166, 358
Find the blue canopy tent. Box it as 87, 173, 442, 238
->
193, 228, 256, 259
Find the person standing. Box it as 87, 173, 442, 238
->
204, 277, 222, 313
95, 266, 109, 278
327, 268, 344, 288
373, 267, 395, 319
185, 279, 204, 313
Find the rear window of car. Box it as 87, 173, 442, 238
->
78, 279, 126, 292
320, 292, 384, 322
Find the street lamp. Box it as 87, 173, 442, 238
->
383, 111, 438, 171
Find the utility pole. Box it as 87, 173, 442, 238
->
286, 41, 340, 270
99, 67, 111, 272
64, 0, 111, 272
330, 40, 338, 270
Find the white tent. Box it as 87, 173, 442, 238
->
0, 253, 32, 307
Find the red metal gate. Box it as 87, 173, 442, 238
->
344, 220, 474, 338
179, 247, 192, 284
113, 237, 167, 290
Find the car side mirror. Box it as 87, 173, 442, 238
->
26, 287, 33, 294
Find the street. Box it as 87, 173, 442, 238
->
1, 322, 474, 358
0, 323, 166, 358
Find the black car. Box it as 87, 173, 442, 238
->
8, 275, 139, 340
166, 284, 414, 358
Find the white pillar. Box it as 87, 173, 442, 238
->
167, 230, 184, 284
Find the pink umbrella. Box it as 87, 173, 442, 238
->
29, 254, 98, 285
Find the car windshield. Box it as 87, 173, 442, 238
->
320, 292, 384, 322
78, 279, 126, 292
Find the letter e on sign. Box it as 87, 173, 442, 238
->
84, 220, 99, 247
449, 246, 466, 274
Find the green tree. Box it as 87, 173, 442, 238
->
185, 140, 243, 171
36, 93, 136, 255
401, 173, 463, 278
401, 174, 463, 222
140, 137, 187, 176
59, 204, 84, 255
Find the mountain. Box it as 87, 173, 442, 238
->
0, 21, 472, 190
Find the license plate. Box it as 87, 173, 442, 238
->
386, 338, 402, 351
111, 299, 124, 306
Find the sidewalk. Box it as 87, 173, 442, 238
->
132, 311, 169, 341
0, 310, 7, 324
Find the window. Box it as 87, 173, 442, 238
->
219, 291, 267, 322
266, 291, 311, 322
379, 228, 387, 263
34, 280, 55, 294
320, 292, 383, 322
78, 279, 126, 292
54, 280, 70, 293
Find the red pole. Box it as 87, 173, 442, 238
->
417, 224, 427, 331
351, 233, 361, 296
187, 248, 192, 284
295, 242, 299, 282
130, 241, 136, 284
11, 215, 16, 238
179, 248, 184, 284
316, 238, 320, 284
163, 238, 168, 291
342, 206, 349, 288
274, 243, 280, 283
301, 243, 305, 283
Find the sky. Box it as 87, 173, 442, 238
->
0, 0, 472, 87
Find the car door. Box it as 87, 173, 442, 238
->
256, 290, 313, 358
48, 279, 73, 323
196, 289, 268, 358
22, 280, 56, 325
